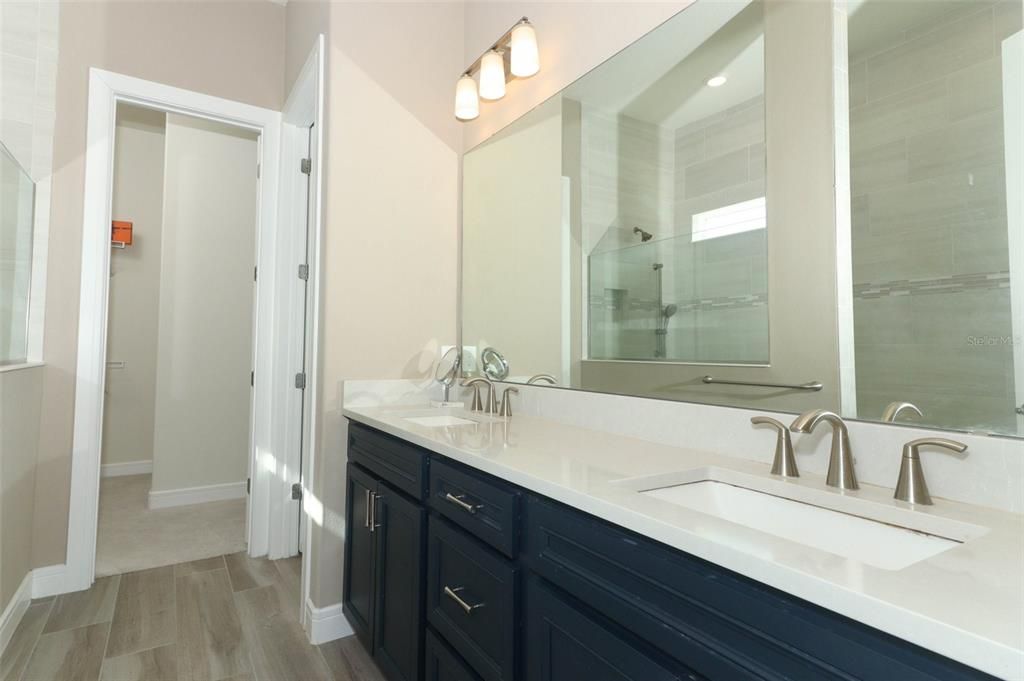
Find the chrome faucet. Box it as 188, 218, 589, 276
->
462, 378, 497, 414
751, 416, 798, 478
790, 410, 858, 490
526, 374, 556, 385
882, 401, 923, 423
894, 438, 967, 505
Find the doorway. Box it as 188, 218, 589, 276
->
94, 104, 259, 576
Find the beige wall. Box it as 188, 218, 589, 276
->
285, 1, 462, 607
102, 105, 166, 468
33, 0, 285, 567
0, 365, 43, 611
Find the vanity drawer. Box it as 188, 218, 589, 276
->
348, 422, 428, 501
429, 458, 519, 558
425, 628, 483, 681
427, 517, 518, 681
523, 494, 997, 681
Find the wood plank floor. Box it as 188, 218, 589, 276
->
1, 554, 385, 681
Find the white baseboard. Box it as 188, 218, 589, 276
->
0, 571, 33, 656
101, 460, 153, 478
148, 481, 247, 510
32, 564, 68, 599
305, 599, 354, 644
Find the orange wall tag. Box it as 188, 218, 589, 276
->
112, 220, 133, 245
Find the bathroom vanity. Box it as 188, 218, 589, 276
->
341, 407, 1023, 681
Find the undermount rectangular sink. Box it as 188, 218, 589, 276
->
617, 467, 987, 571
403, 415, 480, 428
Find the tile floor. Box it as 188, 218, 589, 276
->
96, 475, 247, 577
0, 553, 384, 681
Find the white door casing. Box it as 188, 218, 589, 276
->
68, 69, 281, 594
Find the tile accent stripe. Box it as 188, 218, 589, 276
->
854, 271, 1010, 299
590, 292, 767, 313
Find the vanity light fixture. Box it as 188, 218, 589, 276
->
510, 19, 540, 77
454, 17, 540, 121
706, 75, 728, 88
455, 74, 480, 121
479, 49, 507, 100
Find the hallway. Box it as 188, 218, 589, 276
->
95, 475, 246, 578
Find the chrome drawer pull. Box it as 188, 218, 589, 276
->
444, 492, 481, 514
443, 586, 484, 614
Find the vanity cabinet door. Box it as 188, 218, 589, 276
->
343, 463, 377, 649
373, 482, 427, 681
525, 577, 698, 681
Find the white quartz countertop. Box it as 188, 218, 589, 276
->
342, 405, 1024, 680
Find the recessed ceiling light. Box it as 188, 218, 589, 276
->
706, 75, 728, 88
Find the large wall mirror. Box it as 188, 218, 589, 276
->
461, 0, 1024, 438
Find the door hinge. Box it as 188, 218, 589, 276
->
247, 478, 251, 495
300, 158, 312, 175
250, 371, 254, 387
291, 482, 302, 501
257, 163, 261, 179
298, 263, 309, 281
295, 372, 306, 390
254, 266, 258, 281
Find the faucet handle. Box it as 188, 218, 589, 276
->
895, 438, 968, 505
499, 387, 519, 417
751, 416, 798, 478
461, 378, 489, 412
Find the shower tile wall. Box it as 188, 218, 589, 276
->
849, 0, 1020, 431
583, 107, 675, 360
672, 94, 767, 363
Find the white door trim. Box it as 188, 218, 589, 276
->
68, 68, 281, 594
279, 35, 326, 628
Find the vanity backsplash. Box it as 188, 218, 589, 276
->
342, 379, 1024, 514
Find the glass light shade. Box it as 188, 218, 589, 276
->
479, 50, 506, 100
510, 21, 540, 77
455, 74, 479, 121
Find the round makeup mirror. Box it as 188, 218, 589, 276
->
435, 347, 462, 402
480, 347, 509, 381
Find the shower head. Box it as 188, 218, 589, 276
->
663, 304, 678, 319
633, 226, 653, 242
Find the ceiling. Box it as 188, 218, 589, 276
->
563, 0, 764, 131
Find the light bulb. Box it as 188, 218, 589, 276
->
706, 75, 728, 88
510, 20, 539, 77
455, 74, 479, 121
479, 49, 506, 100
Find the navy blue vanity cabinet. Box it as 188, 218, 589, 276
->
344, 422, 999, 681
425, 629, 484, 681
373, 486, 427, 681
426, 516, 518, 681
525, 576, 702, 681
343, 423, 430, 681
429, 458, 520, 558
343, 462, 377, 647
523, 493, 1001, 681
